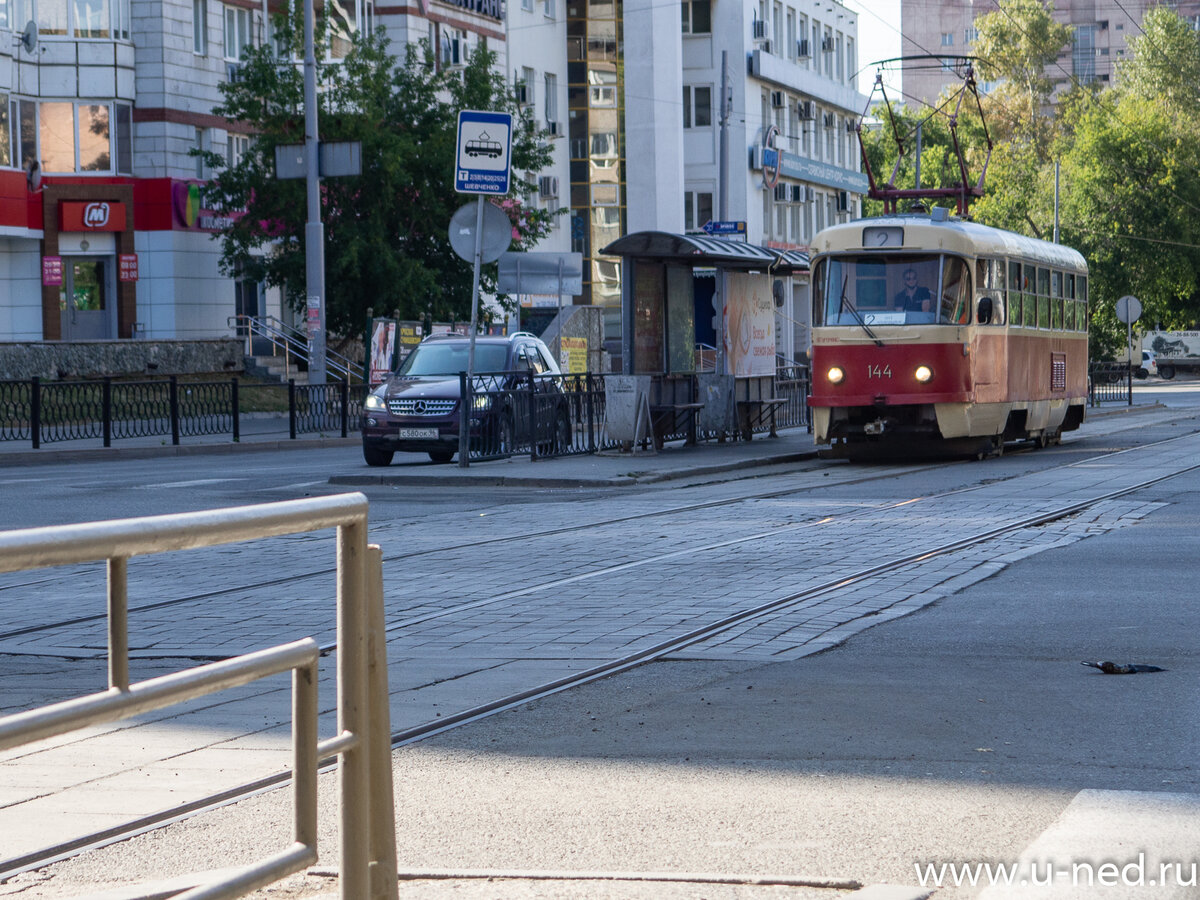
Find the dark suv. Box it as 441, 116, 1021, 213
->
360, 332, 570, 465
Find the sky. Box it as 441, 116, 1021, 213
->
846, 0, 902, 94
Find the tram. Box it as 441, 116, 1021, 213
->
808, 208, 1089, 459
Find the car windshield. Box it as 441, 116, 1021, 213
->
813, 253, 972, 326
396, 342, 510, 376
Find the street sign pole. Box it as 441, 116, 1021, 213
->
459, 195, 486, 465
303, 0, 325, 386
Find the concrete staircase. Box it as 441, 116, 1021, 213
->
243, 354, 309, 384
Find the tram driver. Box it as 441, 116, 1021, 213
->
894, 268, 932, 312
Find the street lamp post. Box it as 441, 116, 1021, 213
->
303, 0, 326, 385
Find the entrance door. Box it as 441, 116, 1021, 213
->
60, 258, 115, 340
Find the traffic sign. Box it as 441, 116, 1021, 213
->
702, 220, 747, 236
1115, 294, 1142, 324
455, 110, 512, 195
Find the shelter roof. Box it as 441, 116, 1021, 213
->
601, 232, 781, 269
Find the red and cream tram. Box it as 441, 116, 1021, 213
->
808, 209, 1089, 459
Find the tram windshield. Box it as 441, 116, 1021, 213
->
814, 254, 972, 327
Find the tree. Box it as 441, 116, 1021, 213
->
1116, 5, 1200, 110
201, 22, 558, 341
970, 0, 1073, 152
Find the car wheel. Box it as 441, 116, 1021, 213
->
363, 442, 394, 467
428, 449, 455, 463
1160, 365, 1176, 380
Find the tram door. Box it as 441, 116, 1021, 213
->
59, 257, 116, 340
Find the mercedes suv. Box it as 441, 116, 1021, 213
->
360, 332, 570, 465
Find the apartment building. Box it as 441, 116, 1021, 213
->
902, 0, 1200, 110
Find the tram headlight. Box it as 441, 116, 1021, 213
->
914, 365, 933, 383
827, 366, 845, 384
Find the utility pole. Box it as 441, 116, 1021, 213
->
718, 50, 731, 220
303, 0, 326, 384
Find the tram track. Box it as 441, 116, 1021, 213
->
3, 437, 1197, 883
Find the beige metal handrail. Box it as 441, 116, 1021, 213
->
0, 494, 398, 900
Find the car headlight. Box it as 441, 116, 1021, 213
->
914, 365, 933, 383
472, 394, 493, 411
364, 394, 386, 410
827, 366, 845, 384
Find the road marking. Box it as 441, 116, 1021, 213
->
979, 790, 1200, 897
136, 478, 247, 488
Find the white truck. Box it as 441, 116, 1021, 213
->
1143, 331, 1200, 380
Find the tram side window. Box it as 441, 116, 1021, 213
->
1022, 266, 1036, 328
1077, 276, 1088, 332
1051, 271, 1063, 329
1007, 261, 1021, 324
1036, 268, 1050, 329
940, 256, 970, 324
986, 259, 1006, 324
1065, 295, 1075, 330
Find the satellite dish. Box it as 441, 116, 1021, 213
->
25, 160, 41, 193
448, 201, 512, 264
18, 21, 38, 53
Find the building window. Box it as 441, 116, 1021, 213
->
544, 72, 558, 124
0, 95, 9, 167
227, 132, 250, 167
224, 4, 251, 60
329, 0, 368, 58
1073, 24, 1097, 82
522, 0, 532, 11
37, 101, 113, 173
965, 27, 978, 43
940, 32, 953, 46
194, 127, 206, 178
193, 0, 207, 53
114, 101, 131, 173
682, 84, 712, 129
681, 0, 710, 34
684, 190, 712, 231
16, 0, 130, 38
544, 0, 553, 18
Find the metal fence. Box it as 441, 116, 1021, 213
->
1, 367, 811, 459
1088, 362, 1133, 406
459, 367, 812, 464
0, 377, 362, 449
0, 495, 397, 900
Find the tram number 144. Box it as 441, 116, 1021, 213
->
868, 364, 892, 379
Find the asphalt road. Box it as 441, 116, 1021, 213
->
2, 388, 1198, 900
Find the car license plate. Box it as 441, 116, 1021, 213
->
397, 428, 438, 439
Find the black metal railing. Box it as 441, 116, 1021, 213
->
1088, 362, 1132, 407
0, 376, 361, 449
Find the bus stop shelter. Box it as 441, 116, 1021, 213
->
601, 231, 804, 441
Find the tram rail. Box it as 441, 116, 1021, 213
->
3, 436, 1197, 885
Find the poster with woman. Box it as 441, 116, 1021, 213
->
724, 273, 775, 376
369, 319, 397, 386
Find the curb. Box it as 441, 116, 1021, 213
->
0, 436, 360, 467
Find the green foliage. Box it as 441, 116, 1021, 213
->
200, 25, 560, 339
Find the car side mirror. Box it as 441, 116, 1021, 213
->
977, 296, 994, 325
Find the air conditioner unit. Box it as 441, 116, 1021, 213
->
796, 38, 810, 58
791, 184, 806, 204
546, 120, 561, 137
836, 190, 849, 212
796, 100, 814, 120
823, 112, 836, 128
539, 175, 559, 198
752, 18, 768, 40
773, 183, 789, 202
770, 90, 785, 108
821, 36, 835, 52
761, 39, 773, 54
225, 62, 243, 82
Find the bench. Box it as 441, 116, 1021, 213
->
649, 402, 705, 449
736, 397, 787, 441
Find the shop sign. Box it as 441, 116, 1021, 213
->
119, 254, 139, 282
42, 256, 63, 286
60, 201, 127, 232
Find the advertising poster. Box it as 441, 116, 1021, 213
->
560, 337, 587, 374
369, 318, 397, 387
724, 273, 775, 377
